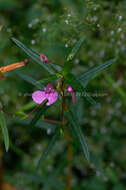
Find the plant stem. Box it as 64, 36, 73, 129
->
44, 119, 59, 124
65, 128, 72, 190
60, 79, 72, 190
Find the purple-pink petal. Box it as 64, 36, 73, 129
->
67, 85, 73, 93
32, 83, 58, 106
44, 83, 54, 93
32, 90, 47, 104
71, 91, 75, 104
40, 54, 49, 63
67, 85, 75, 104
46, 91, 58, 106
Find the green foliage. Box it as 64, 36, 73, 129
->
78, 58, 117, 87
29, 100, 48, 128
0, 107, 9, 152
0, 0, 126, 189
11, 38, 56, 74
15, 72, 44, 89
65, 73, 99, 106
67, 36, 85, 62
63, 36, 85, 74
38, 74, 58, 86
66, 109, 90, 162
37, 127, 59, 169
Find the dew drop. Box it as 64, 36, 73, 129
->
74, 59, 79, 64
117, 27, 122, 33
65, 20, 69, 24
93, 7, 97, 11
97, 24, 100, 28
118, 15, 123, 21
93, 16, 98, 22
67, 14, 71, 17
101, 126, 107, 134
42, 27, 47, 33
47, 128, 52, 135
117, 40, 121, 45
110, 30, 115, 35
110, 162, 115, 167
28, 23, 32, 28
31, 40, 35, 45
104, 177, 108, 182
34, 18, 39, 23
96, 171, 101, 177
65, 43, 69, 48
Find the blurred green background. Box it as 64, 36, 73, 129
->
0, 0, 126, 189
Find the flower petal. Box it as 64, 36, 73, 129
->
71, 91, 75, 104
44, 83, 54, 92
67, 85, 75, 104
40, 54, 49, 63
46, 91, 58, 106
32, 90, 47, 104
67, 85, 73, 93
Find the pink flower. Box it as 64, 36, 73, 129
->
67, 85, 75, 104
32, 83, 58, 106
40, 54, 49, 63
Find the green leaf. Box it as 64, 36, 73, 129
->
65, 109, 90, 162
43, 154, 67, 190
0, 0, 18, 11
38, 74, 58, 86
67, 36, 85, 61
63, 36, 85, 75
12, 116, 57, 132
16, 101, 37, 114
84, 91, 100, 107
29, 100, 48, 128
11, 38, 59, 74
9, 139, 25, 156
0, 109, 9, 151
37, 127, 60, 169
15, 72, 44, 89
49, 62, 62, 72
15, 172, 45, 184
90, 152, 104, 175
78, 58, 116, 87
104, 73, 126, 101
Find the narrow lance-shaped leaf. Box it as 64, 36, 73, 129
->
49, 62, 62, 72
15, 72, 44, 89
65, 109, 90, 162
9, 139, 25, 157
29, 100, 48, 128
63, 36, 85, 75
16, 102, 37, 114
90, 152, 104, 175
16, 173, 45, 185
11, 38, 61, 74
37, 74, 58, 86
78, 58, 116, 87
67, 36, 85, 61
84, 91, 100, 107
37, 127, 60, 169
104, 73, 126, 101
0, 109, 9, 151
